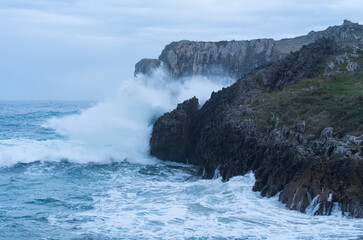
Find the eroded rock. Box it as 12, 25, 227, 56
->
150, 38, 363, 217
135, 20, 363, 79
150, 97, 199, 163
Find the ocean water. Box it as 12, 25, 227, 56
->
0, 72, 362, 239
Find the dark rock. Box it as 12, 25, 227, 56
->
279, 156, 363, 217
149, 38, 363, 217
306, 134, 316, 141
150, 97, 199, 163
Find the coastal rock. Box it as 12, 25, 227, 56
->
150, 97, 199, 163
150, 38, 363, 217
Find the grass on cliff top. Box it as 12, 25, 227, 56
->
250, 52, 363, 138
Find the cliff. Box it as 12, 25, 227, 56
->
135, 20, 363, 79
149, 37, 363, 217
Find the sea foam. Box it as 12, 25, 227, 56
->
0, 67, 233, 166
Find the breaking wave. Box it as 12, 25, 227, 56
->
0, 68, 233, 167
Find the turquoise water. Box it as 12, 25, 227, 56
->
0, 97, 362, 239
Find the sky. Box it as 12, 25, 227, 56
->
0, 0, 362, 100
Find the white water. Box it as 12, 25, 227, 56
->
52, 171, 363, 239
0, 68, 233, 166
0, 69, 362, 239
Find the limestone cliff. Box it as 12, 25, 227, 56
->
135, 20, 363, 79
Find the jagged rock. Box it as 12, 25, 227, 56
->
150, 97, 198, 163
150, 38, 363, 217
281, 126, 290, 139
344, 135, 363, 146
280, 156, 363, 217
320, 127, 333, 139
296, 121, 306, 133
134, 58, 161, 76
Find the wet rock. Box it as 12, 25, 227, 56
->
150, 97, 199, 163
279, 156, 363, 217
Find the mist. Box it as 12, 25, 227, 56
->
0, 67, 233, 166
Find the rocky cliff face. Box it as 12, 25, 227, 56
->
150, 97, 198, 163
135, 20, 363, 79
157, 39, 279, 79
149, 38, 363, 217
134, 59, 161, 76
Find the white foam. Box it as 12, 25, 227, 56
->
0, 67, 233, 166
55, 172, 363, 239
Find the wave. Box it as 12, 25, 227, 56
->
0, 68, 233, 167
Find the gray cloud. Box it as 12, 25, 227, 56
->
0, 0, 362, 100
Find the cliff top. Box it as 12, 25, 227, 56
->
135, 20, 363, 79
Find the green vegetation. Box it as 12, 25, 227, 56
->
250, 53, 363, 138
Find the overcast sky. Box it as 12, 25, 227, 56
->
0, 0, 362, 100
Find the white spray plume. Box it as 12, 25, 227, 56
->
0, 67, 234, 166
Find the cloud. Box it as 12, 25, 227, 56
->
0, 0, 362, 100
0, 8, 90, 26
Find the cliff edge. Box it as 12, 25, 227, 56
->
150, 36, 363, 217
135, 20, 363, 80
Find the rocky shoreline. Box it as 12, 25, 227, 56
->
145, 21, 363, 217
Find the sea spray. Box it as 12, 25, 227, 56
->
0, 74, 362, 239
44, 68, 233, 164
0, 68, 233, 167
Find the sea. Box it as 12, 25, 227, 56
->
0, 70, 362, 239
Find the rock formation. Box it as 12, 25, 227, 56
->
134, 59, 161, 76
150, 97, 198, 163
135, 20, 363, 79
149, 37, 363, 217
